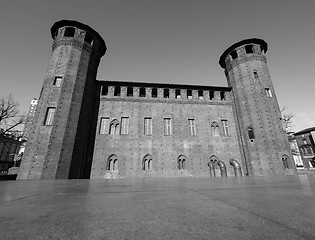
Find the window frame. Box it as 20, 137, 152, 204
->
99, 117, 109, 134
53, 76, 62, 87
164, 118, 172, 136
211, 122, 220, 137
221, 119, 229, 137
120, 117, 129, 135
188, 119, 197, 136
265, 88, 272, 97
44, 107, 56, 126
144, 117, 153, 136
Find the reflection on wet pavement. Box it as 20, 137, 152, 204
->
1, 176, 315, 239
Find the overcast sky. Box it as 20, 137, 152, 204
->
0, 0, 314, 132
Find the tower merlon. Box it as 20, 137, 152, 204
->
219, 38, 268, 69
51, 19, 106, 57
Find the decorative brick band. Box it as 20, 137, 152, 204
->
52, 39, 92, 54
100, 97, 232, 106
226, 55, 267, 71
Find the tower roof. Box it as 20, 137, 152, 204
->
219, 38, 268, 68
51, 20, 106, 57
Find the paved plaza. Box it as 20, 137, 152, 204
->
1, 175, 315, 239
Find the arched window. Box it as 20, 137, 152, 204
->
107, 154, 118, 171
178, 155, 186, 170
211, 122, 220, 137
248, 128, 255, 141
143, 154, 153, 170
282, 155, 290, 169
109, 119, 120, 135
210, 155, 218, 164
253, 70, 259, 80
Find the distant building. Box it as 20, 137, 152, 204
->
294, 127, 315, 170
287, 132, 304, 168
0, 132, 25, 175
17, 20, 296, 180
23, 98, 38, 139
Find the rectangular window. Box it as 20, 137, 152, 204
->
221, 120, 229, 136
306, 146, 313, 155
53, 76, 62, 87
120, 117, 129, 134
99, 117, 109, 134
188, 119, 196, 136
265, 88, 272, 97
164, 118, 172, 136
44, 107, 55, 125
144, 117, 152, 135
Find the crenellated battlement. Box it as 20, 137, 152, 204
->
98, 81, 231, 104
219, 38, 267, 70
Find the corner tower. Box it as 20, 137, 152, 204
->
18, 20, 106, 179
219, 38, 295, 176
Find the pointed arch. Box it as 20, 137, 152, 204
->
230, 159, 242, 176
142, 154, 153, 171
209, 155, 219, 177
109, 119, 120, 135
210, 122, 220, 137
209, 155, 218, 163
282, 154, 290, 169
107, 154, 118, 171
217, 161, 227, 177
253, 70, 259, 80
178, 155, 187, 170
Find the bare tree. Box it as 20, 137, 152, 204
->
0, 94, 26, 137
280, 106, 294, 133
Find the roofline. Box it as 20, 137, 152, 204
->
219, 38, 268, 68
96, 80, 232, 91
294, 127, 315, 135
51, 20, 106, 57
